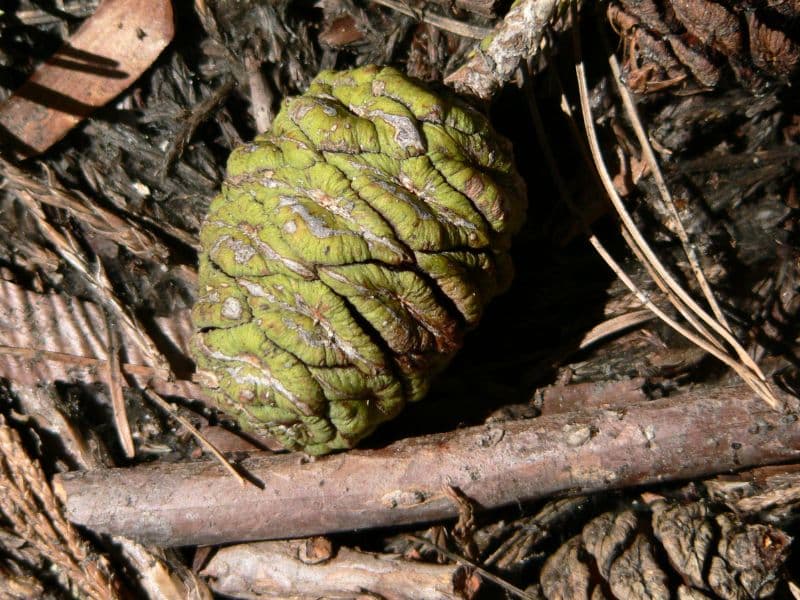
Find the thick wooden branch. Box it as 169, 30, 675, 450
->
54, 384, 800, 547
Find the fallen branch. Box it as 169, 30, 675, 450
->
54, 383, 800, 547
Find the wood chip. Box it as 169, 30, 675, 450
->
0, 0, 174, 157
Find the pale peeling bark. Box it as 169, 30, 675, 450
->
445, 0, 572, 99
201, 540, 469, 600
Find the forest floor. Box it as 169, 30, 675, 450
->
0, 0, 799, 598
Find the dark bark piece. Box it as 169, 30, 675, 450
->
54, 384, 800, 547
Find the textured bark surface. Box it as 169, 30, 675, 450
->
55, 384, 800, 546
445, 0, 569, 98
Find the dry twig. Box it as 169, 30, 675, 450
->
0, 158, 169, 260
8, 194, 171, 374
407, 534, 536, 600
368, 0, 492, 40
202, 539, 472, 599
54, 383, 800, 547
445, 0, 572, 98
143, 388, 249, 487
105, 312, 135, 458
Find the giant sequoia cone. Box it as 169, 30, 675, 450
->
191, 65, 526, 454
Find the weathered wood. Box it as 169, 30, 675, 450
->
201, 540, 471, 600
54, 384, 800, 547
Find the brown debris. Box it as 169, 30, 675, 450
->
670, 0, 741, 56
0, 0, 799, 595
0, 416, 121, 599
651, 500, 713, 589
609, 0, 800, 92
445, 0, 569, 99
319, 15, 366, 48
747, 11, 800, 80
608, 534, 670, 600
0, 278, 200, 399
708, 513, 790, 598
539, 497, 792, 599
0, 0, 174, 157
582, 510, 639, 578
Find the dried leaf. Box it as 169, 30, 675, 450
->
582, 510, 638, 579
540, 537, 592, 600
540, 499, 792, 599
651, 500, 714, 589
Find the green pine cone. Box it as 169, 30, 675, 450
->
192, 65, 527, 454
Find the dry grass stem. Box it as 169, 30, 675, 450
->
14, 1, 98, 25
105, 316, 136, 458
367, 0, 492, 39
13, 191, 171, 375
406, 534, 537, 600
620, 227, 725, 353
0, 345, 204, 395
570, 17, 781, 410
143, 389, 250, 487
605, 51, 733, 333
577, 309, 655, 350
0, 158, 169, 260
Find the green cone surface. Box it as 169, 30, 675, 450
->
192, 65, 526, 454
